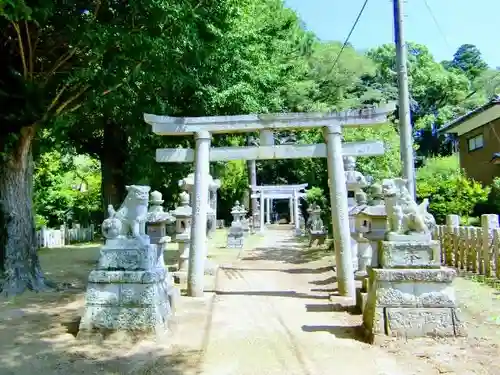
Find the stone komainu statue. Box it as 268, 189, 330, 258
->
101, 185, 151, 239
381, 178, 436, 235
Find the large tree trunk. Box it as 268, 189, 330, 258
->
100, 120, 128, 212
0, 126, 52, 296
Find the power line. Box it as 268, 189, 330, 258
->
423, 0, 453, 54
328, 0, 369, 75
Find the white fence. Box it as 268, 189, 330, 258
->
36, 224, 95, 249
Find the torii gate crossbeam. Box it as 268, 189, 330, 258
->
145, 103, 395, 300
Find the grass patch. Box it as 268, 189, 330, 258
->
459, 270, 500, 291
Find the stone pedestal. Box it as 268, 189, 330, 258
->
227, 201, 245, 248
177, 236, 190, 272
170, 191, 215, 281
344, 156, 368, 233
354, 234, 372, 277
307, 204, 327, 246
241, 217, 250, 236
78, 237, 175, 339
146, 190, 175, 257
379, 240, 440, 268
362, 239, 465, 341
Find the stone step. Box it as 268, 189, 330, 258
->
379, 240, 441, 269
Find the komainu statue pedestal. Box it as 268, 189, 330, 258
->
362, 178, 465, 341
363, 240, 465, 340
78, 185, 174, 340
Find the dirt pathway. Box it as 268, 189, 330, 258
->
198, 230, 432, 375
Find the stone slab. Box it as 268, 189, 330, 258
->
146, 105, 395, 135
385, 232, 432, 242
146, 225, 167, 245
379, 240, 440, 268
369, 267, 456, 283
368, 267, 457, 308
356, 287, 368, 313
363, 306, 385, 336
227, 236, 244, 249
84, 282, 170, 307
78, 303, 169, 332
385, 307, 463, 338
97, 245, 158, 271
155, 142, 386, 162
88, 269, 167, 284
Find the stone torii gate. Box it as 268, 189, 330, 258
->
250, 184, 307, 232
145, 104, 394, 298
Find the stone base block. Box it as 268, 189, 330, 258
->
385, 232, 432, 242
78, 268, 175, 339
363, 267, 465, 340
379, 240, 440, 268
98, 241, 159, 271
366, 267, 457, 308
356, 287, 368, 313
227, 234, 244, 248
363, 306, 466, 341
308, 232, 327, 247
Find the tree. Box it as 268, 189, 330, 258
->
443, 44, 489, 81
33, 151, 102, 228
362, 43, 470, 157
0, 0, 237, 295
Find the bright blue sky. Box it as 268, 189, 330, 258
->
285, 0, 499, 67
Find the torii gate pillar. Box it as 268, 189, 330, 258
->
187, 131, 211, 297
324, 125, 355, 299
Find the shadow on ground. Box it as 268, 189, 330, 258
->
215, 290, 330, 300
222, 266, 333, 275
0, 289, 203, 375
241, 242, 332, 265
0, 240, 222, 375
301, 324, 366, 342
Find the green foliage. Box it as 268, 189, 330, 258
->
362, 43, 472, 157
305, 187, 327, 208
416, 156, 489, 223
217, 160, 249, 221
34, 151, 101, 227
484, 177, 500, 215
443, 44, 489, 81
305, 186, 330, 232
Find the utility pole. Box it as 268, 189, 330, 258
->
393, 0, 416, 199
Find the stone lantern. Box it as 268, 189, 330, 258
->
146, 190, 175, 250
208, 176, 221, 235
172, 191, 192, 272
227, 201, 246, 248
353, 188, 387, 269
240, 206, 250, 236
306, 204, 326, 247
252, 200, 261, 230
344, 156, 368, 232
179, 173, 219, 238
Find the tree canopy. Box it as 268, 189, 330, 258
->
0, 0, 495, 295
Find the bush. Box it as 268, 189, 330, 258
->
305, 186, 331, 232
305, 186, 328, 208
483, 177, 500, 215
416, 156, 489, 224
34, 152, 102, 227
